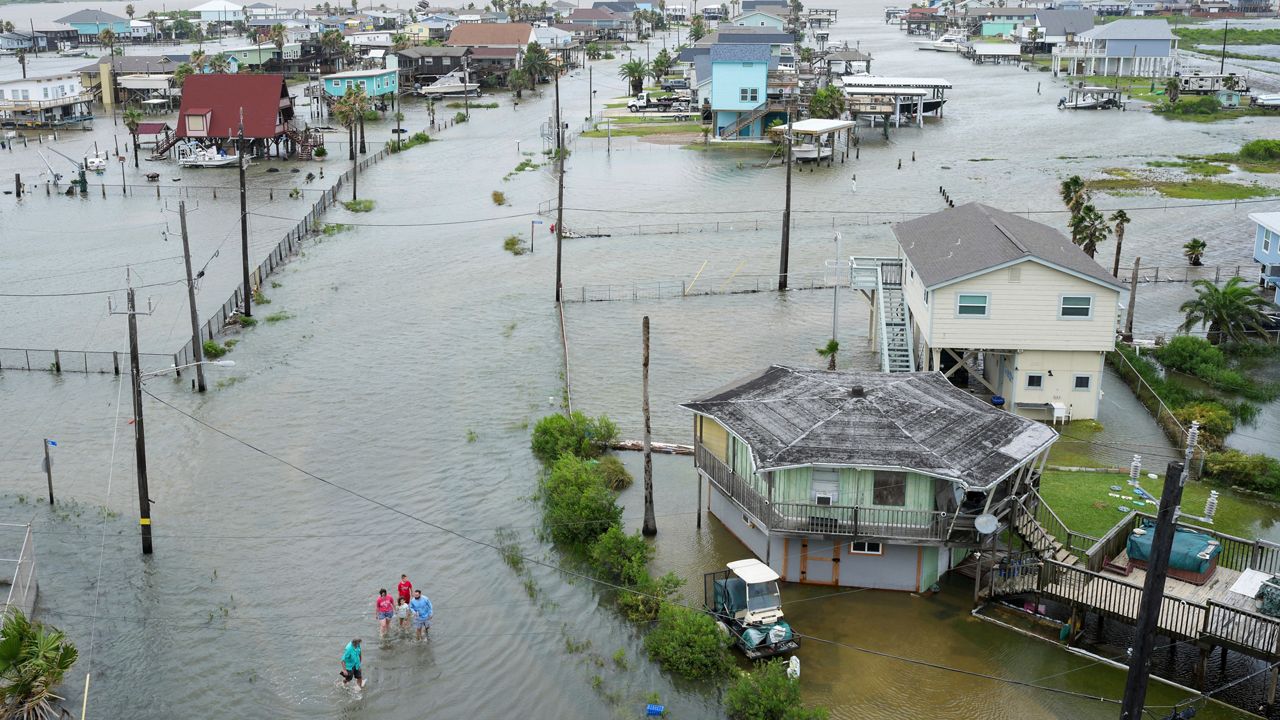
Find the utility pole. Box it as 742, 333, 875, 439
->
642, 316, 656, 536
238, 112, 252, 318
179, 201, 207, 392
463, 56, 471, 121
778, 93, 795, 291
1220, 20, 1229, 74
1124, 257, 1140, 342
112, 284, 155, 555
42, 439, 54, 505
554, 67, 565, 303
1119, 423, 1199, 720
588, 64, 593, 120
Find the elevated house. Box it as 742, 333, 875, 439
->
55, 10, 130, 43
730, 10, 787, 29
162, 73, 323, 160
191, 0, 245, 25
566, 8, 625, 37
1016, 9, 1094, 49
323, 58, 399, 103
684, 366, 1057, 591
404, 17, 458, 42
709, 43, 786, 139
396, 46, 471, 87
965, 7, 1038, 36
882, 203, 1125, 422
1249, 212, 1280, 300
224, 42, 304, 71
0, 73, 94, 128
31, 23, 80, 50
0, 32, 46, 52
1052, 18, 1179, 77
446, 23, 536, 81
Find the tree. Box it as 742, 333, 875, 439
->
798, 45, 814, 65
268, 23, 287, 69
1026, 26, 1040, 63
585, 41, 602, 60
507, 67, 531, 98
1183, 237, 1207, 266
15, 49, 26, 79
808, 85, 845, 119
173, 62, 195, 86
1068, 204, 1109, 258
98, 28, 117, 56
1165, 78, 1181, 103
0, 609, 79, 720
172, 18, 196, 38
208, 52, 230, 73
619, 58, 648, 95
0, 21, 13, 33
351, 0, 359, 12
816, 338, 839, 370
521, 41, 553, 84
123, 106, 143, 168
320, 28, 346, 63
689, 15, 706, 41
1059, 175, 1089, 217
649, 48, 674, 83
392, 32, 413, 51
1108, 209, 1129, 278
1179, 277, 1277, 344
189, 49, 207, 73
126, 3, 136, 18
726, 659, 828, 720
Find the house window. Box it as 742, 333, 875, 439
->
850, 541, 883, 555
185, 115, 205, 132
42, 87, 49, 99
1060, 295, 1093, 318
872, 471, 906, 507
739, 87, 758, 102
1026, 373, 1044, 389
1265, 229, 1273, 254
443, 56, 452, 66
1008, 266, 1021, 283
956, 293, 989, 317
1073, 374, 1092, 391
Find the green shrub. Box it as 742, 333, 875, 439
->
202, 340, 228, 358
644, 603, 735, 680
530, 412, 618, 464
503, 234, 527, 255
726, 660, 828, 720
1155, 335, 1225, 372
540, 454, 622, 546
454, 111, 468, 124
252, 289, 271, 305
589, 525, 651, 585
597, 455, 633, 490
1240, 139, 1280, 161
1172, 402, 1234, 447
1205, 450, 1280, 494
313, 146, 328, 158
492, 190, 507, 205
342, 199, 375, 212
617, 571, 682, 622
1159, 96, 1221, 116
238, 315, 257, 328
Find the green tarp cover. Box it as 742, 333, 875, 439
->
713, 577, 747, 615
741, 620, 793, 649
1126, 520, 1221, 574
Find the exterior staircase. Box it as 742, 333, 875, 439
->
876, 260, 914, 373
284, 120, 325, 160
150, 129, 180, 160
719, 99, 787, 139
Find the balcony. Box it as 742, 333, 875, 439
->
0, 91, 94, 112
694, 443, 956, 543
1052, 45, 1105, 59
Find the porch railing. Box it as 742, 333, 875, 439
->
694, 443, 776, 526
0, 523, 36, 619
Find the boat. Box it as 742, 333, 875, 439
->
1252, 93, 1280, 108
896, 97, 947, 114
176, 141, 241, 168
792, 141, 833, 162
416, 69, 480, 98
1057, 86, 1122, 110
915, 32, 966, 52
84, 152, 108, 173
703, 559, 799, 659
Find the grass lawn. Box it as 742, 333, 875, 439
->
609, 115, 693, 124
1087, 169, 1279, 200
1146, 159, 1231, 176
1198, 152, 1280, 174
582, 122, 704, 138
1040, 469, 1280, 541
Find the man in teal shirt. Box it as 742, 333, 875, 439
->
339, 638, 364, 689
410, 589, 433, 641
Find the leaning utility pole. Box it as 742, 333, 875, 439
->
1119, 423, 1200, 720
238, 112, 252, 318
179, 201, 207, 392
554, 67, 565, 303
642, 315, 656, 536
778, 93, 795, 291
1124, 257, 1140, 342
1220, 20, 1229, 74
112, 284, 155, 555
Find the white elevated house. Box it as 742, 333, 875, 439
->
191, 0, 245, 24
0, 73, 94, 127
865, 202, 1126, 423
684, 366, 1057, 591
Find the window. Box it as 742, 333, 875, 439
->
1073, 374, 1092, 391
443, 56, 452, 66
1060, 295, 1093, 318
1026, 373, 1044, 389
956, 293, 989, 317
185, 115, 205, 132
739, 87, 758, 102
849, 541, 883, 555
42, 87, 49, 99
1008, 266, 1021, 283
872, 471, 906, 506
1265, 228, 1273, 254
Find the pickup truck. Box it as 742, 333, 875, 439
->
660, 78, 689, 92
627, 91, 691, 113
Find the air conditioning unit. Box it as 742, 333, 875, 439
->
815, 493, 834, 506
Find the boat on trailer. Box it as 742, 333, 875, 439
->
1058, 86, 1123, 110
416, 69, 480, 98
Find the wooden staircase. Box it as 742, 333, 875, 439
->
1011, 497, 1082, 568
285, 121, 324, 160
150, 129, 180, 160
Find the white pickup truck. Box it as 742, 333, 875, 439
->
627, 91, 692, 113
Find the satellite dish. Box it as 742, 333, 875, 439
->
974, 513, 998, 535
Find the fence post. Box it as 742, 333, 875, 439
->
53, 350, 60, 373
1215, 266, 1220, 283
113, 351, 119, 375
1154, 267, 1160, 282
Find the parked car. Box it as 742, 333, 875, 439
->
660, 78, 689, 92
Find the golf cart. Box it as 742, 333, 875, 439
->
703, 559, 799, 659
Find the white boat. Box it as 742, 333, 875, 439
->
84, 153, 108, 173
915, 32, 966, 52
176, 142, 242, 168
417, 69, 480, 98
792, 142, 833, 162
1057, 86, 1122, 110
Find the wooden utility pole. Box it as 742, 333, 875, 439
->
238, 113, 252, 318
1220, 20, 1229, 74
179, 201, 207, 392
642, 316, 656, 536
554, 68, 565, 303
42, 439, 54, 505
778, 93, 795, 291
1124, 257, 1140, 342
351, 122, 358, 202
1120, 423, 1198, 720
588, 64, 593, 120
120, 286, 155, 555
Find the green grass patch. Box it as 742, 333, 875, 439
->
1145, 159, 1230, 176
1175, 26, 1280, 46
320, 223, 350, 236
446, 101, 498, 109
1087, 171, 1279, 200
682, 141, 777, 153
1047, 419, 1108, 468
238, 315, 257, 328
386, 131, 431, 154
583, 122, 704, 138
342, 199, 375, 212
1041, 469, 1278, 540
202, 340, 228, 359
503, 234, 528, 256
1200, 139, 1280, 173
264, 311, 293, 323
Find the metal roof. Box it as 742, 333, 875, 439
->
839, 75, 952, 89
892, 203, 1125, 291
710, 43, 772, 63
1249, 212, 1280, 233
682, 366, 1057, 489
1080, 19, 1175, 41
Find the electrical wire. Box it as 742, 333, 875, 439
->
249, 210, 535, 227
0, 278, 186, 298
84, 375, 125, 678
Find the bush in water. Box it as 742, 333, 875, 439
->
540, 454, 622, 547
644, 603, 735, 681
725, 659, 828, 720
530, 412, 618, 465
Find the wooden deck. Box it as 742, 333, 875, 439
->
1113, 550, 1244, 608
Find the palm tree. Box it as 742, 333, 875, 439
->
649, 48, 674, 84
189, 48, 207, 73
1026, 26, 1040, 63
0, 609, 79, 720
392, 32, 413, 51
816, 338, 839, 370
98, 28, 117, 56
1059, 175, 1089, 217
585, 41, 602, 60
267, 24, 287, 70
173, 62, 195, 86
1179, 277, 1277, 344
619, 58, 648, 95
1, 20, 14, 33
1068, 204, 1110, 258
1165, 78, 1181, 103
1184, 237, 1207, 266
809, 85, 844, 119
521, 41, 553, 84
125, 3, 136, 19
123, 106, 143, 168
1108, 209, 1130, 278
208, 52, 230, 73
508, 67, 531, 99
15, 49, 26, 79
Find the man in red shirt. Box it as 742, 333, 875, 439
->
397, 574, 413, 605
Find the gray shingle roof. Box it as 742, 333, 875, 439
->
1080, 18, 1175, 40
892, 203, 1124, 290
397, 45, 470, 58
57, 9, 129, 24
710, 42, 772, 63
682, 366, 1057, 488
1034, 9, 1094, 36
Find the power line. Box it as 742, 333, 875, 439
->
0, 278, 186, 298
249, 210, 535, 227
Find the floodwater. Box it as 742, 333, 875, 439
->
3, 2, 1280, 718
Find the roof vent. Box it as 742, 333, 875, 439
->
849, 386, 865, 398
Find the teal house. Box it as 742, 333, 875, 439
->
322, 58, 399, 100
710, 43, 784, 139
684, 366, 1057, 591
55, 10, 130, 43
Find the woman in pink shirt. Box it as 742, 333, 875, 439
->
375, 588, 395, 638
